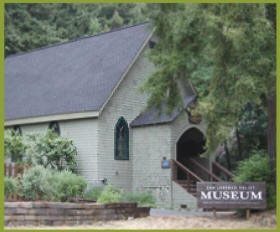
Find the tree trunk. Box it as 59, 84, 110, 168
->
224, 141, 232, 171
236, 128, 243, 160
268, 90, 276, 189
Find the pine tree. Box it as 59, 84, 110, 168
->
5, 3, 149, 56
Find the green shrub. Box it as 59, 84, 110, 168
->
5, 177, 18, 199
122, 191, 156, 207
266, 183, 276, 209
234, 150, 275, 209
234, 151, 272, 183
21, 165, 53, 200
21, 165, 87, 202
97, 185, 122, 203
27, 130, 77, 172
50, 170, 87, 202
5, 130, 28, 163
84, 186, 104, 201
95, 185, 156, 207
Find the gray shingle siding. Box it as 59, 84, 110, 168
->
97, 44, 153, 192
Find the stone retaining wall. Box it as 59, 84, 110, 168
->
5, 201, 150, 226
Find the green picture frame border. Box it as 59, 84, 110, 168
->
0, 1, 278, 232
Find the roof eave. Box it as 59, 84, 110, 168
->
130, 120, 172, 128
4, 110, 99, 126
130, 94, 198, 128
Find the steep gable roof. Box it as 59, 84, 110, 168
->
5, 22, 151, 121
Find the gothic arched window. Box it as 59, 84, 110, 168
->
49, 121, 60, 135
114, 117, 129, 160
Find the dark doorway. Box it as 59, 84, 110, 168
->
176, 127, 206, 179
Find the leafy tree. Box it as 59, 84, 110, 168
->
216, 102, 268, 171
5, 3, 149, 56
5, 4, 64, 56
110, 10, 124, 29
143, 3, 275, 183
27, 130, 77, 172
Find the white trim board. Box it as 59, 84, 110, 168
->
4, 111, 99, 126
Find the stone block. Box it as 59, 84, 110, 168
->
4, 201, 149, 226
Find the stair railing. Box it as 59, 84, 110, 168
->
171, 159, 203, 184
212, 161, 235, 181
189, 158, 223, 182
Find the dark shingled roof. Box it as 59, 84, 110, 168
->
5, 22, 151, 120
130, 95, 197, 127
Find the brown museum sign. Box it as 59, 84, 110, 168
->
197, 182, 266, 209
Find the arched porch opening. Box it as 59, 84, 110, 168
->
176, 127, 206, 180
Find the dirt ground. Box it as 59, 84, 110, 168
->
6, 210, 276, 230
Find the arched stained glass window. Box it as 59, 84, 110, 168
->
114, 117, 129, 160
49, 121, 60, 135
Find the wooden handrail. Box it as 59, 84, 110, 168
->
212, 161, 235, 179
189, 158, 223, 182
171, 159, 203, 182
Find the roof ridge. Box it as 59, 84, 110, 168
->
5, 21, 150, 59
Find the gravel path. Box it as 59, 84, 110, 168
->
6, 209, 276, 230
150, 208, 235, 217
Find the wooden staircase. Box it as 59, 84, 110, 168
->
171, 158, 234, 197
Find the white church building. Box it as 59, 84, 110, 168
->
5, 22, 233, 209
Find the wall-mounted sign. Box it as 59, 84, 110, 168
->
161, 158, 171, 169
197, 182, 266, 209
